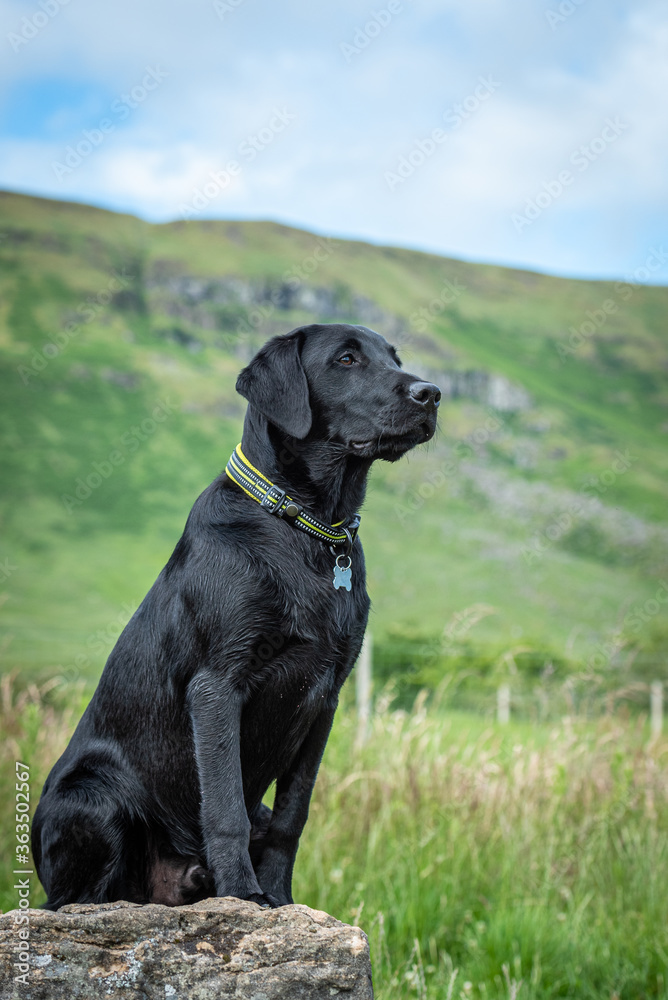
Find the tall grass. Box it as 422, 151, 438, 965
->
296, 688, 668, 999
1, 677, 667, 999
0, 673, 88, 912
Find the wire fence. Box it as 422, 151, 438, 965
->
355, 632, 666, 734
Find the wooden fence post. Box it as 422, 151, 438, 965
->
356, 632, 372, 745
651, 681, 663, 738
497, 684, 510, 725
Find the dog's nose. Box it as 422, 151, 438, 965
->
409, 381, 441, 410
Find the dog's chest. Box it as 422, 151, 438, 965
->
238, 549, 368, 775
279, 543, 367, 641
267, 560, 366, 679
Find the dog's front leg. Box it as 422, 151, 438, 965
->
255, 700, 338, 906
187, 670, 267, 905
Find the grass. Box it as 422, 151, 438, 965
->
1, 190, 668, 679
2, 674, 667, 999
2, 190, 668, 996
298, 690, 668, 998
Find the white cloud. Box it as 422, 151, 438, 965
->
0, 0, 666, 280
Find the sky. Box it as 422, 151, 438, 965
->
1, 0, 667, 282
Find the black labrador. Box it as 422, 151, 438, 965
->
32, 323, 440, 910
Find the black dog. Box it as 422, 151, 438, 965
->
32, 323, 440, 910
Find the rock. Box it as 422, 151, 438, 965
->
423, 367, 532, 412
0, 897, 373, 999
144, 271, 406, 347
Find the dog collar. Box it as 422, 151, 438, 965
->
225, 445, 360, 590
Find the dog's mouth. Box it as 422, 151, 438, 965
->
349, 421, 435, 458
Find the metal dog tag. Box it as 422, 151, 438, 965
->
333, 558, 352, 591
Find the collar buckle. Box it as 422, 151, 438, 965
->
260, 485, 287, 516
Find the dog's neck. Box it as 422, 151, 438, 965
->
239, 409, 373, 524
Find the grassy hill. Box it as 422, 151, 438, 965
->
1, 189, 667, 696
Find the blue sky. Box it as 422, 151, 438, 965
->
1, 0, 666, 282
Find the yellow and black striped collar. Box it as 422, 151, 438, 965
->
225, 444, 360, 549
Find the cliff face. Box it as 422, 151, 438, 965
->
0, 897, 374, 1000
144, 268, 532, 407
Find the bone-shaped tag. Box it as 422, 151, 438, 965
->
333, 564, 352, 591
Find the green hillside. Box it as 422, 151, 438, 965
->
1, 190, 667, 695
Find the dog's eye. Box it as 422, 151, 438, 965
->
337, 354, 356, 366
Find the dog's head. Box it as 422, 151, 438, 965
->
236, 323, 440, 462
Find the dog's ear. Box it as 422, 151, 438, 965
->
236, 330, 312, 439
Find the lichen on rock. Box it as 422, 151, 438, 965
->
0, 897, 373, 999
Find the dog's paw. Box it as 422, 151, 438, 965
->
264, 891, 290, 908
245, 891, 278, 909
257, 888, 293, 907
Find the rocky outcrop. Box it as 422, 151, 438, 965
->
131, 267, 533, 412
422, 367, 532, 412
145, 272, 402, 338
0, 897, 373, 999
